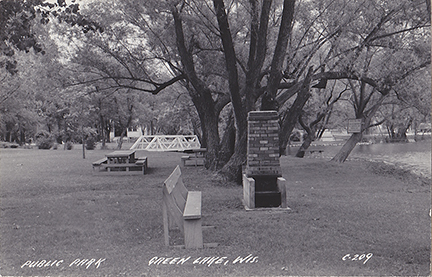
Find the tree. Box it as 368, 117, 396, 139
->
295, 81, 348, 157
329, 1, 431, 162
0, 0, 105, 146
0, 33, 64, 144
28, 0, 430, 182
0, 0, 102, 74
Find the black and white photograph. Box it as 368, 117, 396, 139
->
0, 0, 431, 276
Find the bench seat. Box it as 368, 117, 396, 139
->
96, 157, 148, 174
92, 157, 108, 170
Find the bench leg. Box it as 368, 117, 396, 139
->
162, 201, 170, 247
277, 177, 287, 208
184, 218, 203, 248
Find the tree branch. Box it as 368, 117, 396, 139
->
266, 0, 295, 98
213, 0, 245, 127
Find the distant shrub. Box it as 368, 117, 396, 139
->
1, 142, 19, 148
65, 141, 73, 150
35, 130, 53, 149
85, 138, 96, 150
82, 127, 98, 150
100, 143, 109, 150
37, 137, 53, 149
35, 130, 50, 140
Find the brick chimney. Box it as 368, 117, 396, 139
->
243, 111, 287, 209
245, 111, 281, 177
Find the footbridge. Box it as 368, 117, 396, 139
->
130, 135, 201, 151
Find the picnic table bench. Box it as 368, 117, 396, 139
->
162, 165, 216, 248
92, 157, 108, 170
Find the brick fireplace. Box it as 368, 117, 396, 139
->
243, 111, 287, 209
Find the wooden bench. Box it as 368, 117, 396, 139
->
162, 165, 213, 248
102, 163, 145, 174
181, 155, 204, 167
92, 157, 108, 170
309, 149, 324, 158
136, 157, 148, 173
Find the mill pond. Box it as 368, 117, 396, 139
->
288, 139, 431, 177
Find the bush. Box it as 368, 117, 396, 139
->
37, 137, 53, 149
1, 142, 19, 148
85, 139, 96, 150
35, 130, 50, 140
65, 141, 73, 150
35, 130, 53, 149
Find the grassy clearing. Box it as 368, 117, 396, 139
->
0, 146, 430, 276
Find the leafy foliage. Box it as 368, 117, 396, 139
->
0, 0, 103, 74
35, 130, 53, 149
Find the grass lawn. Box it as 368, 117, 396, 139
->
0, 145, 430, 276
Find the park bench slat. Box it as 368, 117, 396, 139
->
171, 184, 187, 212
92, 157, 108, 166
162, 186, 186, 234
183, 191, 201, 219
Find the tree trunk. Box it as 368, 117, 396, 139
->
19, 126, 25, 145
202, 111, 220, 170
266, 0, 296, 100
117, 127, 127, 149
100, 114, 106, 149
332, 91, 387, 162
394, 118, 412, 142
296, 112, 326, 157
172, 7, 222, 170
218, 110, 236, 166
279, 66, 314, 155
331, 133, 362, 163
218, 129, 247, 184
296, 131, 314, 158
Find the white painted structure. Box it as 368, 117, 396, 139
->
110, 126, 144, 142
130, 135, 201, 151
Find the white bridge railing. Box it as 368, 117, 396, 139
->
130, 135, 201, 151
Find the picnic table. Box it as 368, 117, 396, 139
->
181, 148, 206, 167
106, 150, 137, 164
93, 150, 148, 174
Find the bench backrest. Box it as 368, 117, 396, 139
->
162, 165, 189, 232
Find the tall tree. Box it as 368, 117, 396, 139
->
35, 0, 430, 181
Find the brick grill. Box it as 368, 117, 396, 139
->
243, 111, 286, 209
245, 111, 281, 177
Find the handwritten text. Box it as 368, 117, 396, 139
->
21, 258, 106, 269
149, 254, 258, 267
342, 253, 373, 264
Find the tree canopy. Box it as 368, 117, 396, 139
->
1, 0, 430, 181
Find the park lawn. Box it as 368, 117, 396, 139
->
0, 146, 430, 277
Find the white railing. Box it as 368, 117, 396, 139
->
130, 135, 201, 151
